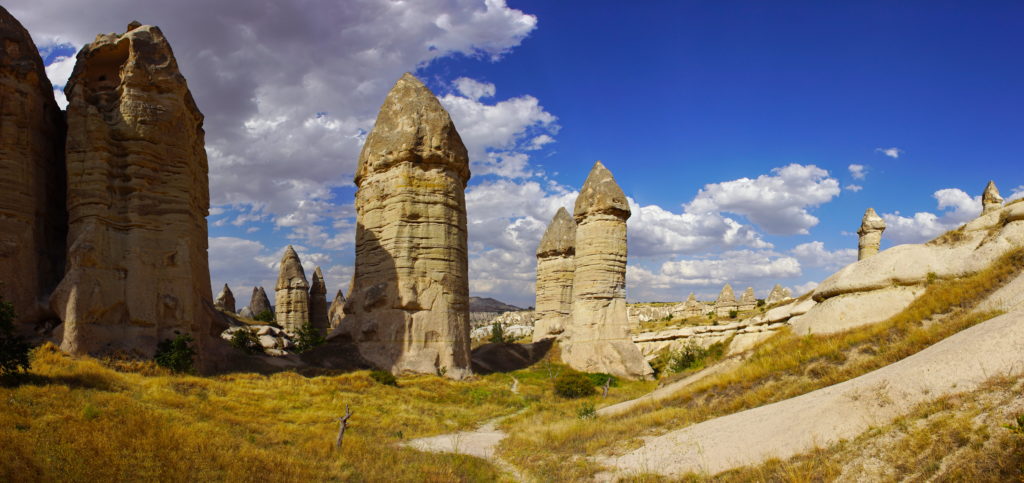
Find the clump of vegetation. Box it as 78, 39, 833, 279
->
488, 321, 516, 344
586, 373, 618, 388
553, 372, 597, 398
153, 334, 195, 373
650, 340, 726, 378
728, 309, 739, 319
253, 310, 275, 323
292, 323, 325, 353
369, 369, 397, 386
928, 225, 968, 246
229, 328, 261, 354
576, 401, 596, 420
0, 297, 30, 377
1004, 414, 1024, 436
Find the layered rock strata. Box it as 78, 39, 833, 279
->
562, 161, 652, 379
857, 208, 886, 260
738, 286, 757, 311
51, 23, 214, 359
765, 284, 789, 306
714, 284, 739, 316
328, 289, 345, 329
308, 266, 328, 331
274, 245, 309, 333
532, 207, 576, 342
214, 284, 235, 313
982, 181, 1003, 215
0, 7, 67, 327
335, 73, 472, 379
672, 293, 708, 318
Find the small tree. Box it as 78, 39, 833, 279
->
154, 334, 196, 373
254, 310, 275, 323
293, 322, 325, 353
0, 297, 30, 376
489, 321, 516, 344
229, 328, 261, 354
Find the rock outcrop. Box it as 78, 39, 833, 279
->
533, 207, 576, 341
982, 181, 1003, 215
738, 286, 757, 311
214, 284, 236, 313
671, 293, 708, 318
765, 284, 788, 306
328, 289, 345, 329
335, 73, 472, 379
714, 284, 739, 316
274, 245, 309, 333
308, 266, 328, 331
51, 23, 214, 359
857, 207, 886, 260
248, 286, 273, 319
0, 7, 67, 328
561, 162, 652, 379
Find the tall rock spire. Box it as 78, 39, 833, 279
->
215, 284, 236, 313
328, 289, 346, 330
982, 181, 1004, 215
274, 245, 309, 333
562, 161, 652, 379
249, 286, 273, 319
308, 266, 329, 331
857, 208, 886, 260
533, 207, 576, 341
338, 73, 472, 379
0, 7, 67, 328
51, 22, 214, 362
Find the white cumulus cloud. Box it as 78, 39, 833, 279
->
791, 241, 857, 271
882, 188, 981, 244
876, 147, 903, 158
848, 164, 866, 179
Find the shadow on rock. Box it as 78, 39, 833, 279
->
471, 338, 553, 375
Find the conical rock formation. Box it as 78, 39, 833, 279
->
533, 207, 576, 341
328, 289, 345, 329
274, 245, 309, 333
0, 7, 67, 328
309, 266, 329, 331
214, 284, 236, 313
51, 22, 214, 360
336, 73, 472, 379
562, 162, 652, 379
857, 208, 886, 260
982, 181, 1003, 215
738, 286, 756, 310
249, 286, 273, 319
765, 284, 788, 306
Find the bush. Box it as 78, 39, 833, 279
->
293, 322, 325, 353
154, 334, 196, 373
576, 401, 596, 420
650, 341, 727, 378
254, 310, 274, 323
728, 310, 739, 319
554, 372, 596, 399
0, 297, 30, 376
489, 322, 516, 344
229, 328, 261, 354
369, 370, 397, 386
586, 373, 619, 388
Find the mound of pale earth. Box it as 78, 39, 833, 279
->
404, 419, 506, 459
596, 309, 1024, 478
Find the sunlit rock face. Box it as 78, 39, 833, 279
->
336, 73, 471, 379
857, 207, 886, 260
562, 161, 653, 380
52, 22, 214, 360
274, 245, 309, 334
982, 181, 1003, 215
533, 207, 575, 342
328, 289, 345, 330
214, 284, 236, 313
0, 7, 67, 328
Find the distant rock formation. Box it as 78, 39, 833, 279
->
51, 22, 214, 359
274, 245, 309, 333
714, 284, 739, 316
468, 296, 523, 313
215, 284, 236, 313
982, 181, 1003, 215
336, 73, 471, 379
738, 286, 757, 311
0, 7, 67, 328
533, 207, 576, 341
249, 286, 273, 319
672, 293, 708, 319
308, 266, 328, 331
328, 289, 345, 330
561, 162, 652, 379
857, 208, 886, 260
765, 284, 789, 306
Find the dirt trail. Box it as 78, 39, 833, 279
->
403, 411, 527, 480
596, 309, 1024, 479
598, 358, 742, 418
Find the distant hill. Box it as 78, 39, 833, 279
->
469, 296, 523, 313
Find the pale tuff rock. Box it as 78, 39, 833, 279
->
328, 289, 345, 330
214, 284, 236, 313
335, 73, 471, 379
51, 23, 214, 359
533, 207, 576, 342
765, 284, 789, 306
274, 245, 309, 333
0, 7, 67, 327
249, 286, 273, 318
671, 293, 709, 318
857, 208, 886, 260
308, 266, 329, 331
738, 286, 757, 311
714, 283, 739, 316
982, 180, 1003, 215
627, 305, 675, 325
562, 162, 652, 380
782, 287, 793, 298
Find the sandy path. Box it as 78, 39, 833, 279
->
598, 309, 1024, 478
403, 411, 527, 480
597, 358, 742, 418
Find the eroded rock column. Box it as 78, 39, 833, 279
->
337, 73, 471, 379
533, 207, 575, 342
52, 23, 213, 359
982, 181, 1003, 215
562, 161, 652, 380
274, 245, 309, 333
0, 7, 67, 327
857, 208, 886, 260
214, 284, 235, 313
328, 289, 345, 330
309, 266, 328, 331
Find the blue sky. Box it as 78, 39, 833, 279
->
14, 0, 1024, 307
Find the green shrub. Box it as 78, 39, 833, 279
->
728, 310, 739, 319
1005, 414, 1024, 436
488, 322, 516, 344
0, 297, 30, 376
586, 373, 619, 388
576, 401, 596, 420
650, 340, 727, 377
369, 370, 397, 386
553, 372, 596, 398
229, 328, 261, 354
292, 322, 325, 353
154, 334, 196, 373
254, 310, 275, 323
